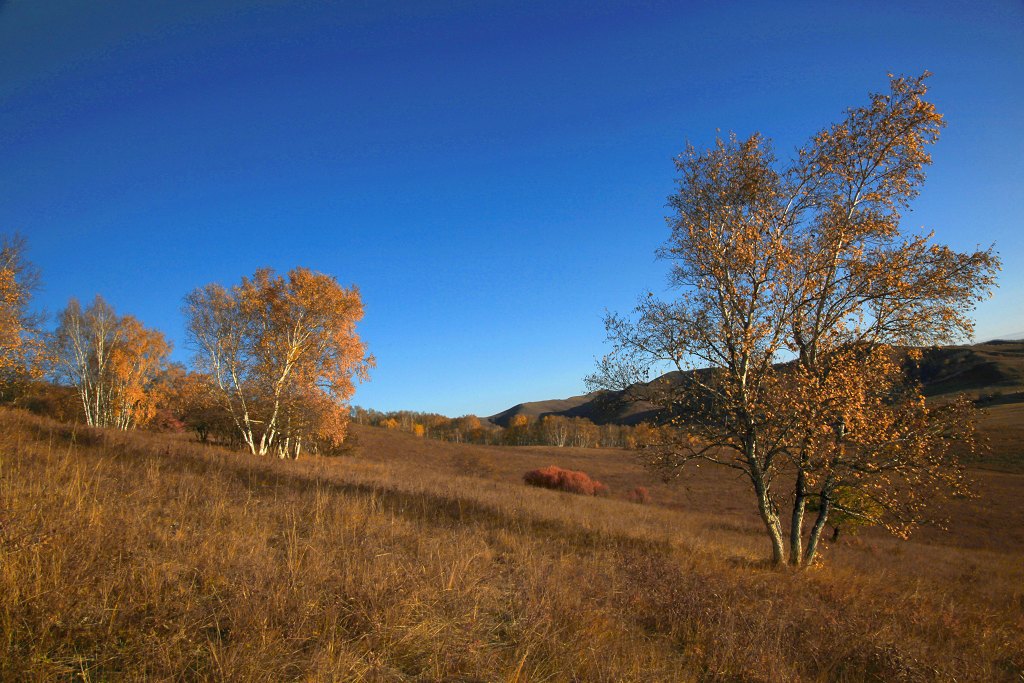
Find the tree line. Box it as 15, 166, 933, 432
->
0, 237, 665, 455
351, 407, 673, 449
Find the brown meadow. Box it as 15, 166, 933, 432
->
1, 407, 1022, 681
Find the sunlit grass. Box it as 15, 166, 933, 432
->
1, 409, 1021, 681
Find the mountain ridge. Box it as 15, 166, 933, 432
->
488, 340, 1024, 427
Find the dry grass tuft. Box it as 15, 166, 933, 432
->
628, 486, 651, 505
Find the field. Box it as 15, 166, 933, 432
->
1, 408, 1022, 681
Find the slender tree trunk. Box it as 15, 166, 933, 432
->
749, 459, 786, 565
79, 383, 94, 427
789, 466, 807, 567
224, 362, 258, 455
93, 378, 103, 427
804, 487, 833, 566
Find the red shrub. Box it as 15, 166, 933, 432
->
148, 408, 186, 433
628, 486, 650, 504
523, 465, 608, 496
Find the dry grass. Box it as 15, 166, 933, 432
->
970, 402, 1024, 472
1, 409, 1022, 681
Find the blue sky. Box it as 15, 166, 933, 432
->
2, 0, 1022, 416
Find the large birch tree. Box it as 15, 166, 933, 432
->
589, 74, 1000, 567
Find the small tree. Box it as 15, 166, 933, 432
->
589, 74, 999, 566
153, 365, 235, 443
184, 267, 373, 458
541, 414, 577, 447
569, 417, 600, 448
505, 413, 534, 445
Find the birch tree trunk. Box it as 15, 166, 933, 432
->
803, 482, 834, 566
747, 439, 786, 565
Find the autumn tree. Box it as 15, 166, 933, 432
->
505, 413, 535, 445
589, 74, 999, 567
52, 296, 171, 429
540, 414, 571, 447
0, 234, 45, 398
184, 267, 373, 458
569, 417, 600, 448
446, 414, 483, 443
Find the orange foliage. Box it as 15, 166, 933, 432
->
152, 365, 235, 443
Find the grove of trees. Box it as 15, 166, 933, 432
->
184, 267, 373, 458
588, 73, 1000, 566
0, 239, 373, 460
52, 296, 171, 430
352, 407, 671, 450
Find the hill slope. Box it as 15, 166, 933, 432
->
913, 339, 1024, 396
490, 340, 1024, 426
488, 390, 661, 427
2, 409, 1023, 680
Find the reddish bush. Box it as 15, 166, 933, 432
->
628, 486, 650, 504
523, 465, 608, 496
147, 408, 187, 433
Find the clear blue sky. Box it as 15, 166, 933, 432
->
3, 0, 1022, 416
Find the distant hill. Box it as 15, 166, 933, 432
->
912, 340, 1024, 397
489, 340, 1024, 426
488, 390, 661, 427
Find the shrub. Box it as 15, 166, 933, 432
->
148, 408, 186, 433
628, 486, 650, 504
523, 465, 608, 496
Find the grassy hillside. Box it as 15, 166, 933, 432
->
2, 409, 1022, 681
